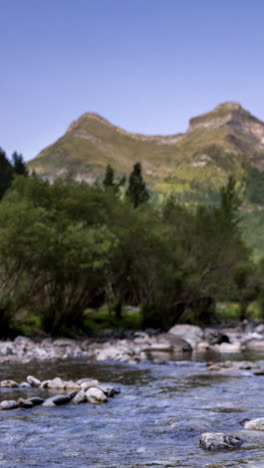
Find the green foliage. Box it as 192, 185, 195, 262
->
0, 171, 258, 335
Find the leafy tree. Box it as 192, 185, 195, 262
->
126, 162, 149, 207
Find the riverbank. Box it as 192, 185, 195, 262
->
2, 322, 264, 364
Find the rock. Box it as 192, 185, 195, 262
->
53, 338, 76, 346
244, 418, 264, 430
72, 390, 87, 404
86, 387, 108, 404
245, 339, 264, 351
80, 380, 100, 391
204, 328, 230, 345
0, 400, 19, 410
67, 391, 78, 400
42, 394, 71, 407
199, 432, 244, 450
18, 398, 34, 408
99, 385, 120, 397
196, 340, 210, 351
214, 342, 241, 353
27, 375, 41, 387
41, 377, 65, 389
64, 380, 81, 390
0, 379, 18, 388
20, 382, 31, 388
168, 324, 203, 348
28, 397, 45, 406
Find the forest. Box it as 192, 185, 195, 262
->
0, 147, 262, 336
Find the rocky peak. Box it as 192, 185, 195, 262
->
188, 102, 264, 147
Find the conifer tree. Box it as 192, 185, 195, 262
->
0, 148, 13, 199
126, 162, 149, 207
12, 152, 28, 176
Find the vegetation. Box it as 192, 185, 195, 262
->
0, 151, 263, 337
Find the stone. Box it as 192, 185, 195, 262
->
214, 342, 241, 353
72, 390, 87, 404
99, 385, 120, 397
18, 398, 34, 408
42, 377, 65, 389
64, 380, 81, 390
20, 382, 31, 388
199, 432, 244, 450
0, 400, 19, 410
28, 397, 45, 406
168, 324, 203, 348
67, 391, 78, 400
27, 375, 41, 387
42, 394, 71, 407
0, 379, 18, 388
244, 418, 264, 430
245, 339, 264, 351
80, 380, 100, 391
86, 387, 108, 404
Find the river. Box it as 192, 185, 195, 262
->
1, 351, 264, 467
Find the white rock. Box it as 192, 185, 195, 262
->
168, 324, 203, 348
0, 400, 19, 410
27, 375, 41, 387
86, 387, 108, 403
244, 418, 264, 430
214, 342, 241, 353
199, 432, 244, 450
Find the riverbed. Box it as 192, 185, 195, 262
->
1, 352, 264, 467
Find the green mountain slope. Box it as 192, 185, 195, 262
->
29, 102, 264, 256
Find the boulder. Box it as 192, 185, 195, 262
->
72, 390, 87, 404
244, 418, 264, 430
27, 375, 41, 387
86, 387, 108, 404
199, 432, 244, 450
0, 400, 19, 410
168, 324, 203, 348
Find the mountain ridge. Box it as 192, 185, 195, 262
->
29, 102, 264, 197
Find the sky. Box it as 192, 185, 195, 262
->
1, 0, 264, 161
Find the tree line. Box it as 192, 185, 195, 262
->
0, 149, 262, 336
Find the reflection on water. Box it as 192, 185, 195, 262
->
1, 353, 264, 466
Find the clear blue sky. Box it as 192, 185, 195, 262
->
1, 0, 264, 161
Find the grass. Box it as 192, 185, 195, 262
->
83, 306, 143, 331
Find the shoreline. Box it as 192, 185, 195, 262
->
1, 322, 264, 364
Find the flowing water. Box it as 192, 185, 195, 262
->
1, 352, 264, 467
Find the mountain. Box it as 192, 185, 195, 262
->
29, 102, 264, 205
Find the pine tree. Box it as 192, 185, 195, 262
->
103, 165, 115, 189
126, 162, 149, 208
12, 152, 28, 176
0, 148, 13, 199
